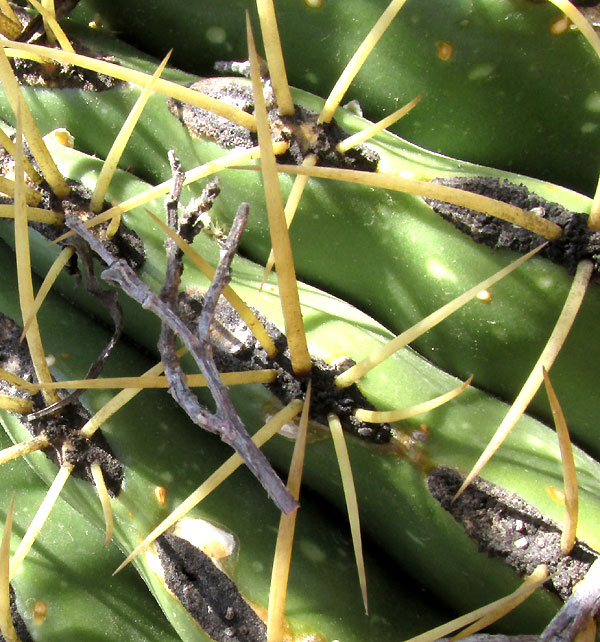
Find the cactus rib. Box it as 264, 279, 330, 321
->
0, 0, 598, 638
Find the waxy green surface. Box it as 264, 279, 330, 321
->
0, 239, 446, 641
73, 0, 600, 195
0, 5, 598, 636
1, 147, 599, 631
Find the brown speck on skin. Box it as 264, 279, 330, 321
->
476, 289, 493, 303
547, 486, 566, 504
550, 16, 571, 35
154, 486, 167, 507
436, 40, 453, 61
428, 466, 599, 601
33, 600, 47, 623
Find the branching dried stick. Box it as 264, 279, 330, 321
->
65, 173, 296, 514
158, 154, 295, 510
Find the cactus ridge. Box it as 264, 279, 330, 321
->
0, 0, 598, 640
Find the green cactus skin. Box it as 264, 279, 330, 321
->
72, 0, 600, 196
0, 3, 598, 639
0, 237, 450, 642
0, 424, 180, 642
3, 142, 600, 634
2, 52, 598, 462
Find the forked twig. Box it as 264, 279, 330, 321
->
65, 187, 296, 515
158, 155, 295, 514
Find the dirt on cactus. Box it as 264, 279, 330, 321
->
29, 180, 145, 271
0, 312, 124, 496
156, 533, 267, 642
168, 77, 379, 171
424, 177, 600, 278
0, 159, 145, 271
179, 289, 391, 443
10, 55, 123, 91
6, 585, 34, 642
8, 5, 122, 94
428, 466, 599, 601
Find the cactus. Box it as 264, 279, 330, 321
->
0, 389, 183, 642
71, 0, 600, 195
0, 1, 598, 641
0, 235, 448, 641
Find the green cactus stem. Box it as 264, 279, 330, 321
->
0, 1, 598, 639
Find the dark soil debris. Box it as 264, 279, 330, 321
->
179, 290, 391, 443
0, 313, 38, 404
0, 312, 123, 496
424, 177, 600, 277
9, 2, 121, 94
0, 170, 145, 271
26, 402, 123, 496
60, 194, 145, 271
0, 586, 34, 642
168, 77, 379, 171
428, 466, 599, 601
156, 533, 267, 642
168, 77, 255, 150
11, 55, 122, 91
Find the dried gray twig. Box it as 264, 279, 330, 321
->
65, 178, 296, 515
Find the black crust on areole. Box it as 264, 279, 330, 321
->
0, 312, 123, 496
26, 403, 124, 496
4, 585, 34, 642
424, 177, 600, 277
178, 291, 391, 443
58, 192, 146, 272
156, 533, 267, 642
0, 145, 145, 272
428, 466, 599, 601
43, 180, 144, 271
9, 5, 122, 93
1, 199, 144, 275
11, 55, 123, 91
167, 77, 379, 171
